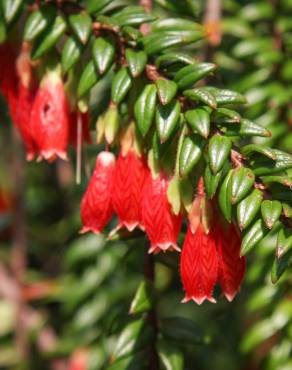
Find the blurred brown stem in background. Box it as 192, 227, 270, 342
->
204, 0, 222, 52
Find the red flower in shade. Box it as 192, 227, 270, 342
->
180, 224, 219, 305
30, 71, 69, 161
142, 173, 182, 253
217, 223, 246, 302
68, 348, 88, 370
69, 111, 92, 147
80, 151, 115, 234
112, 149, 149, 231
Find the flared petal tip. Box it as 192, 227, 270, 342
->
79, 226, 101, 235
223, 289, 240, 302
123, 221, 145, 232
148, 242, 181, 254
181, 295, 216, 305
26, 152, 35, 161
38, 150, 68, 162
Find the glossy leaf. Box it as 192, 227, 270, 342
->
61, 37, 83, 73
156, 100, 181, 143
2, 0, 23, 23
231, 167, 255, 204
208, 135, 232, 174
237, 189, 263, 230
205, 87, 247, 105
86, 0, 112, 14
204, 165, 222, 199
167, 176, 181, 215
271, 249, 292, 284
24, 5, 56, 41
129, 281, 154, 315
158, 340, 184, 370
261, 200, 282, 229
134, 84, 157, 137
174, 63, 216, 89
112, 6, 155, 27
276, 227, 292, 257
32, 16, 67, 60
241, 219, 268, 256
183, 88, 217, 108
156, 52, 194, 68
93, 37, 115, 74
185, 107, 211, 138
69, 13, 92, 44
156, 79, 178, 105
179, 135, 204, 176
111, 68, 132, 104
125, 49, 147, 77
219, 169, 233, 222
77, 61, 99, 97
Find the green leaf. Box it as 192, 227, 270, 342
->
219, 170, 233, 222
77, 61, 99, 97
108, 351, 148, 370
183, 88, 217, 108
156, 100, 181, 143
111, 68, 132, 104
208, 135, 232, 174
0, 6, 6, 43
261, 200, 282, 229
158, 340, 184, 370
205, 87, 247, 105
32, 16, 67, 60
104, 105, 119, 144
179, 135, 204, 177
174, 63, 216, 89
271, 249, 292, 284
86, 0, 112, 14
283, 203, 292, 219
134, 84, 157, 137
156, 79, 178, 105
241, 144, 276, 159
113, 320, 153, 360
125, 49, 147, 78
92, 37, 115, 74
156, 52, 194, 68
214, 108, 241, 123
239, 119, 271, 137
61, 37, 83, 73
2, 0, 23, 23
180, 178, 193, 212
69, 13, 92, 44
204, 165, 222, 199
24, 5, 56, 41
160, 317, 206, 345
251, 150, 292, 175
276, 227, 292, 257
185, 107, 211, 138
241, 219, 268, 256
129, 281, 154, 315
112, 6, 155, 27
231, 167, 255, 204
237, 189, 263, 230
167, 177, 181, 215
152, 18, 203, 32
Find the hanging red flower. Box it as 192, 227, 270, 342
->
80, 151, 115, 234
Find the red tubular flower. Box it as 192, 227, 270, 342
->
30, 71, 69, 161
180, 224, 219, 305
112, 149, 149, 231
142, 173, 182, 253
68, 348, 88, 370
80, 151, 115, 234
217, 223, 246, 301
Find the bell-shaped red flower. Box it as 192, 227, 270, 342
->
142, 173, 182, 253
80, 151, 115, 234
180, 224, 219, 304
30, 70, 69, 161
112, 149, 149, 231
217, 223, 246, 301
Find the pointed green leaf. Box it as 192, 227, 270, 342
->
134, 84, 157, 137
24, 5, 56, 41
183, 88, 217, 108
61, 37, 83, 73
156, 79, 178, 105
112, 6, 155, 27
125, 49, 147, 77
276, 227, 292, 257
156, 52, 195, 68
156, 100, 181, 143
214, 108, 241, 123
129, 281, 154, 315
180, 178, 193, 213
2, 0, 23, 23
219, 170, 233, 222
32, 16, 67, 60
241, 144, 276, 159
271, 249, 292, 284
231, 167, 255, 204
239, 119, 271, 137
174, 63, 216, 89
237, 189, 263, 230
104, 105, 119, 144
179, 135, 204, 177
261, 200, 282, 229
69, 13, 92, 44
185, 107, 211, 138
205, 87, 247, 105
208, 135, 232, 174
204, 165, 222, 199
111, 68, 132, 104
92, 37, 115, 74
77, 61, 99, 97
241, 219, 268, 256
86, 0, 112, 14
283, 203, 292, 219
158, 340, 184, 370
167, 177, 181, 215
